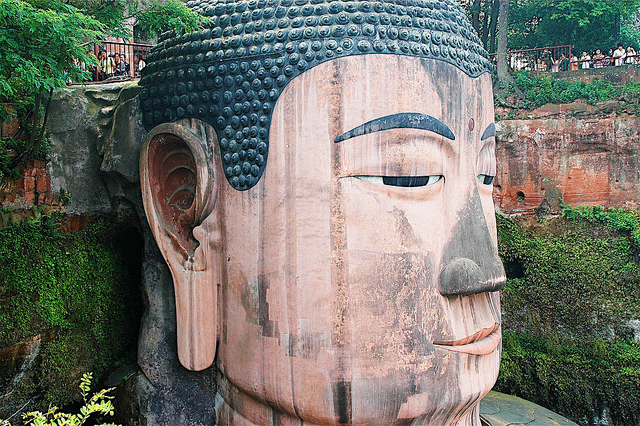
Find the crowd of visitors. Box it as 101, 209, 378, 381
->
81, 49, 147, 82
95, 50, 147, 81
514, 44, 639, 72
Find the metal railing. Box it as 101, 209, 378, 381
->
490, 45, 640, 72
80, 41, 154, 83
490, 45, 573, 72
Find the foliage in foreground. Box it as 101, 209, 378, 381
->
15, 373, 119, 426
0, 214, 142, 412
496, 207, 640, 424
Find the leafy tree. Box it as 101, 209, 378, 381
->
461, 0, 640, 53
497, 0, 509, 80
0, 0, 103, 170
0, 0, 102, 113
509, 0, 640, 53
0, 0, 207, 177
135, 0, 210, 38
459, 0, 500, 53
62, 0, 209, 40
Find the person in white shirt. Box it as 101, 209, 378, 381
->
136, 53, 146, 76
613, 45, 626, 66
626, 46, 637, 64
580, 51, 591, 69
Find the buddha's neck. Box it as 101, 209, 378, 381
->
215, 372, 484, 426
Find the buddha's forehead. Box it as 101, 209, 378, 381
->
270, 55, 494, 161
139, 0, 493, 190
273, 55, 494, 133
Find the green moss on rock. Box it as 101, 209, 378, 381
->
0, 215, 142, 412
496, 208, 640, 425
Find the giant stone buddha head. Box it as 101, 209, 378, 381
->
139, 0, 505, 423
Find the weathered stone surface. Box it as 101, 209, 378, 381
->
0, 329, 58, 416
47, 84, 122, 214
494, 102, 640, 214
141, 55, 504, 424
134, 229, 217, 424
100, 90, 145, 183
39, 81, 219, 424
480, 392, 577, 425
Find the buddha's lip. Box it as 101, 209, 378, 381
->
433, 323, 501, 355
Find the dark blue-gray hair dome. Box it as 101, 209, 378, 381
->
140, 0, 492, 190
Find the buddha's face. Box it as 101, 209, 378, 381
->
203, 55, 505, 424
143, 53, 504, 425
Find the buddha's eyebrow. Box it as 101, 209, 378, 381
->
481, 123, 496, 141
334, 112, 455, 143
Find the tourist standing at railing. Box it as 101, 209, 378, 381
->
613, 45, 626, 66
555, 53, 569, 71
627, 46, 637, 64
136, 53, 146, 76
569, 53, 579, 71
535, 57, 547, 71
580, 51, 591, 69
604, 49, 614, 67
593, 49, 605, 68
539, 50, 551, 71
113, 53, 127, 77
98, 50, 115, 81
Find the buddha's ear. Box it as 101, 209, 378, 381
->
140, 120, 221, 371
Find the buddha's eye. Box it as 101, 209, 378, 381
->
356, 175, 443, 187
477, 174, 494, 185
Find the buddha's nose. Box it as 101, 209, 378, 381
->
438, 186, 506, 296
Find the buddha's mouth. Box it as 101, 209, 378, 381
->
433, 323, 501, 355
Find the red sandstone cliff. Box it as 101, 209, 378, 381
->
495, 100, 640, 214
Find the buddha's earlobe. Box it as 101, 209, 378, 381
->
140, 120, 220, 371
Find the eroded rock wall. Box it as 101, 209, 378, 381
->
495, 101, 640, 214
0, 82, 216, 425
47, 82, 218, 425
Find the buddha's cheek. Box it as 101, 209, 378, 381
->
347, 251, 446, 369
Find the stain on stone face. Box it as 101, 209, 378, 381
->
238, 274, 278, 337
350, 252, 444, 362
257, 275, 279, 337
332, 380, 352, 424
440, 187, 506, 296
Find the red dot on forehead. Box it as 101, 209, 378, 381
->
469, 118, 475, 131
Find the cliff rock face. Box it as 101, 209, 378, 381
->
2, 82, 218, 424
495, 101, 640, 213
8, 82, 638, 424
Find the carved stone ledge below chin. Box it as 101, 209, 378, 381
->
480, 392, 578, 426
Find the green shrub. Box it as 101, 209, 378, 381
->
498, 333, 640, 425
496, 210, 640, 424
16, 373, 119, 426
512, 72, 640, 109
0, 215, 142, 409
